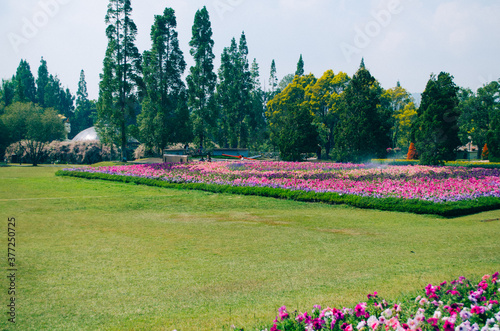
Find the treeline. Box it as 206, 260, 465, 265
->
1, 1, 500, 165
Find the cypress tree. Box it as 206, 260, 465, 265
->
139, 7, 190, 154
186, 6, 217, 150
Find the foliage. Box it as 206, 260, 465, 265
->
333, 66, 390, 162
458, 81, 500, 159
2, 102, 65, 165
381, 83, 417, 149
415, 72, 461, 165
295, 54, 304, 77
186, 6, 217, 150
486, 82, 500, 162
483, 144, 489, 160
306, 70, 350, 158
36, 57, 49, 107
97, 0, 143, 162
266, 74, 319, 161
407, 142, 417, 160
269, 59, 278, 96
13, 59, 37, 104
5, 140, 118, 165
72, 70, 96, 138
138, 7, 191, 154
263, 273, 499, 331
215, 34, 253, 148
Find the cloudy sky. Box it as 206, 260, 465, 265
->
1, 0, 499, 100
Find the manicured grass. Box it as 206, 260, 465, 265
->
1, 166, 499, 330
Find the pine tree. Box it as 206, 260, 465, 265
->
73, 70, 94, 137
97, 0, 142, 161
139, 7, 190, 154
216, 32, 253, 148
295, 54, 304, 77
13, 60, 36, 103
269, 59, 278, 95
186, 6, 217, 150
415, 72, 460, 165
36, 57, 49, 107
333, 65, 389, 162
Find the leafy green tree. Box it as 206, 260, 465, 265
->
138, 7, 190, 154
415, 72, 460, 165
14, 60, 36, 103
278, 74, 294, 92
72, 70, 95, 138
36, 57, 49, 107
295, 54, 304, 77
186, 6, 217, 150
2, 102, 64, 165
1, 79, 15, 108
380, 82, 417, 149
306, 70, 350, 158
484, 80, 500, 161
333, 65, 389, 162
459, 81, 500, 159
97, 0, 142, 161
43, 74, 75, 119
266, 74, 319, 161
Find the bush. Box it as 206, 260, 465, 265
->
406, 143, 417, 160
482, 143, 489, 160
4, 140, 119, 165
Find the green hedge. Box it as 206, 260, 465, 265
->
55, 170, 500, 217
372, 159, 500, 169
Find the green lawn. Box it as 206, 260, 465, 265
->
1, 166, 499, 330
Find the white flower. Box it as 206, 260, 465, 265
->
382, 309, 393, 318
357, 321, 367, 330
433, 310, 442, 319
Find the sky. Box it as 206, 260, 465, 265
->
1, 0, 499, 101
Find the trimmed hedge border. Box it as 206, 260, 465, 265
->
371, 159, 500, 169
55, 170, 500, 217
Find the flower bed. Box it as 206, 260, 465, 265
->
56, 161, 500, 216
262, 273, 499, 331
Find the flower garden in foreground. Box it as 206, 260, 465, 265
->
263, 272, 499, 331
57, 160, 500, 216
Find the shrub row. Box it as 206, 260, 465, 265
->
55, 170, 500, 217
371, 159, 500, 169
5, 140, 119, 165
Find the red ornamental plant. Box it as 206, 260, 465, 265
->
483, 144, 489, 160
407, 143, 417, 160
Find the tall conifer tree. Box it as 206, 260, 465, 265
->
186, 6, 217, 150
139, 7, 190, 154
97, 0, 142, 161
415, 72, 460, 165
14, 60, 36, 103
295, 54, 304, 77
36, 57, 49, 107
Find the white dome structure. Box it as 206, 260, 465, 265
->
72, 127, 100, 142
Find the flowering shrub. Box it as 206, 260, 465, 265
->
407, 143, 418, 160
483, 144, 490, 160
61, 161, 500, 204
265, 273, 499, 331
